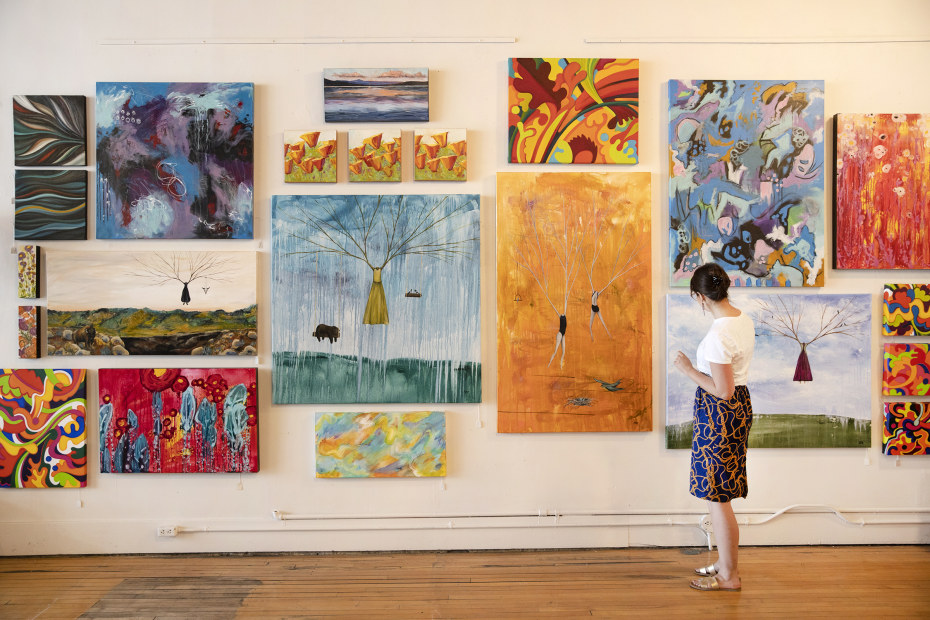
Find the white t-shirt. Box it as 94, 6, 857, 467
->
695, 311, 755, 386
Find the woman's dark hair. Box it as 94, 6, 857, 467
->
690, 262, 729, 301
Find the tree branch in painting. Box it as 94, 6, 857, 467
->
129, 252, 230, 305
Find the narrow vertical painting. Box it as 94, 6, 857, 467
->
508, 58, 639, 164
883, 402, 930, 455
0, 369, 87, 488
883, 344, 930, 396
96, 82, 254, 239
323, 68, 429, 122
284, 130, 337, 183
98, 368, 258, 473
18, 305, 40, 359
315, 411, 446, 477
667, 293, 871, 448
17, 245, 38, 299
834, 114, 930, 269
668, 80, 826, 287
497, 172, 652, 432
14, 169, 87, 240
272, 194, 480, 404
348, 130, 401, 182
883, 283, 930, 336
13, 95, 86, 166
414, 129, 466, 181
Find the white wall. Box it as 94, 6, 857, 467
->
1, 0, 929, 555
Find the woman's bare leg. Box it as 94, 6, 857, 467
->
707, 500, 740, 587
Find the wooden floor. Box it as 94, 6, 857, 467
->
1, 546, 928, 619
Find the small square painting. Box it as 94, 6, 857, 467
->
284, 131, 337, 183
414, 129, 466, 181
348, 130, 401, 182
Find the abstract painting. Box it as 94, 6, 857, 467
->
284, 130, 336, 183
14, 169, 87, 240
669, 80, 826, 287
99, 368, 258, 473
272, 194, 480, 404
883, 344, 930, 396
667, 293, 871, 448
508, 58, 639, 164
497, 172, 652, 432
13, 95, 86, 166
834, 114, 930, 269
17, 245, 38, 299
323, 68, 429, 122
46, 250, 256, 356
18, 306, 39, 359
315, 411, 445, 477
0, 369, 86, 488
883, 283, 930, 336
348, 130, 401, 182
414, 129, 466, 181
883, 402, 930, 455
96, 82, 254, 239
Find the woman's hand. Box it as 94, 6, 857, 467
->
673, 350, 694, 374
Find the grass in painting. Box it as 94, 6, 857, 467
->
666, 414, 871, 449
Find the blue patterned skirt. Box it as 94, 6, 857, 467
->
689, 385, 753, 503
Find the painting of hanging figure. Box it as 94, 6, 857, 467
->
271, 194, 481, 404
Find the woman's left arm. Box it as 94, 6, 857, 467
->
673, 351, 736, 400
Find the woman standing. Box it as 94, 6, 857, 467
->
673, 262, 755, 592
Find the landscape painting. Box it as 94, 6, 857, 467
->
315, 411, 445, 478
18, 306, 39, 359
348, 130, 401, 182
15, 169, 87, 240
883, 402, 930, 455
883, 283, 930, 336
98, 368, 258, 473
666, 293, 871, 448
284, 130, 337, 183
18, 245, 38, 299
668, 80, 826, 287
323, 68, 428, 122
272, 194, 480, 404
13, 95, 86, 166
46, 250, 257, 356
497, 172, 652, 433
96, 81, 254, 239
414, 129, 466, 181
883, 344, 930, 396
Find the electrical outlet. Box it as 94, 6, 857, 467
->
157, 526, 178, 537
699, 515, 713, 533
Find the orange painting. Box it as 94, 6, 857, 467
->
497, 172, 652, 432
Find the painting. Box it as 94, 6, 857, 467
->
13, 95, 86, 166
414, 129, 466, 181
668, 80, 826, 287
284, 130, 337, 183
98, 368, 258, 473
508, 58, 639, 164
834, 114, 930, 269
497, 172, 651, 432
883, 402, 930, 455
14, 169, 87, 240
315, 411, 445, 477
46, 250, 256, 356
18, 306, 40, 359
96, 82, 254, 239
883, 283, 930, 336
323, 68, 429, 122
667, 293, 871, 448
0, 369, 86, 488
18, 245, 38, 299
272, 194, 480, 404
348, 130, 401, 182
883, 344, 930, 396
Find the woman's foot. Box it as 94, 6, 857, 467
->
689, 575, 741, 591
694, 563, 718, 576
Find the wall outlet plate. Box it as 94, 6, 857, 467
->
157, 526, 178, 537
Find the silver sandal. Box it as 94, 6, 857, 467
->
694, 564, 718, 577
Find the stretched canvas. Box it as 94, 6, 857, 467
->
883, 344, 930, 396
315, 411, 446, 477
17, 245, 38, 298
323, 68, 429, 122
0, 369, 87, 488
508, 58, 639, 164
96, 82, 254, 239
497, 172, 652, 432
284, 130, 337, 183
667, 293, 871, 448
883, 283, 930, 336
414, 129, 466, 181
834, 114, 930, 269
99, 368, 258, 473
46, 250, 256, 356
13, 95, 86, 166
668, 80, 826, 287
14, 169, 87, 240
883, 402, 930, 455
348, 130, 401, 182
272, 194, 480, 404
18, 306, 39, 359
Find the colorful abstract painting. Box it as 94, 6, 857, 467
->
13, 95, 86, 166
508, 58, 639, 164
323, 68, 429, 122
834, 114, 930, 269
96, 82, 254, 239
348, 130, 401, 182
17, 245, 38, 299
14, 169, 87, 240
883, 283, 930, 336
284, 130, 337, 182
883, 344, 930, 396
315, 411, 445, 477
46, 250, 256, 356
667, 293, 871, 448
497, 172, 651, 432
18, 306, 39, 359
272, 194, 480, 404
98, 368, 258, 473
414, 129, 466, 181
0, 369, 86, 488
883, 402, 930, 455
668, 80, 826, 287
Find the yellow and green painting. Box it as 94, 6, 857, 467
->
414, 129, 466, 181
348, 130, 401, 182
284, 130, 336, 183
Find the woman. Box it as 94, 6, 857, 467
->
673, 262, 754, 592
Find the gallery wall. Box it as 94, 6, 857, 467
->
1, 0, 929, 555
